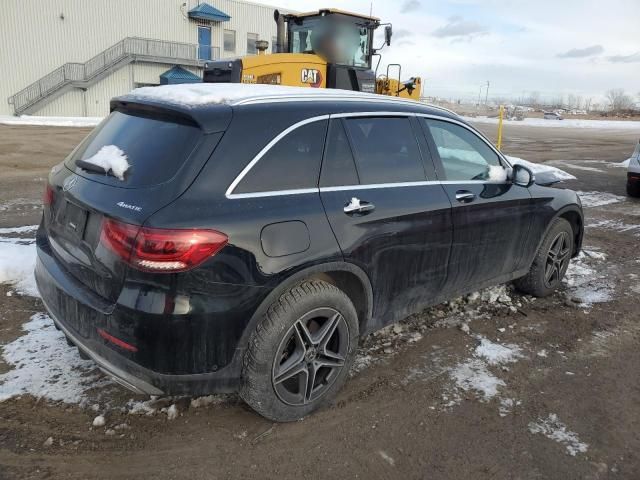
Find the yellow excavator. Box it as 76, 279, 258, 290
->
203, 8, 421, 100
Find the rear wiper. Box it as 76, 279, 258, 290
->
76, 159, 110, 176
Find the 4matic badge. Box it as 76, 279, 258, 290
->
116, 201, 142, 212
301, 68, 322, 88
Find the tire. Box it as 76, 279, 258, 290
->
627, 181, 640, 198
240, 280, 359, 422
513, 218, 574, 297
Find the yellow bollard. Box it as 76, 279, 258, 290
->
497, 105, 504, 150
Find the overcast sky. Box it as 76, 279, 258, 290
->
265, 0, 639, 104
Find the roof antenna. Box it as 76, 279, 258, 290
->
369, 1, 373, 16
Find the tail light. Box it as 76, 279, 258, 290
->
100, 218, 228, 273
43, 183, 55, 206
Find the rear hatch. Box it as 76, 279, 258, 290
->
43, 103, 230, 303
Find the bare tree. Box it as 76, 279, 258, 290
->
605, 88, 633, 112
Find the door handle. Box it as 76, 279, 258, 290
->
455, 191, 476, 203
344, 197, 375, 215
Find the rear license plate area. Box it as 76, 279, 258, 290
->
57, 201, 88, 239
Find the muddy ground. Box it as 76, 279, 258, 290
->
0, 121, 639, 480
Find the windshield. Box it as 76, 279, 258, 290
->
289, 18, 371, 68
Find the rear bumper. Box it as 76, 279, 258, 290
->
34, 232, 268, 396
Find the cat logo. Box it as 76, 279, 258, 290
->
300, 68, 322, 88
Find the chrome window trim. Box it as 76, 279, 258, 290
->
225, 114, 330, 199
225, 111, 511, 200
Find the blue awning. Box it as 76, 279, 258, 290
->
159, 66, 202, 85
188, 3, 231, 22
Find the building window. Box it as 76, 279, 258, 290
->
272, 36, 278, 53
224, 29, 236, 54
247, 33, 258, 55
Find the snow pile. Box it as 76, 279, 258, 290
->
0, 234, 38, 297
465, 115, 640, 130
576, 191, 625, 208
128, 83, 381, 108
506, 156, 576, 183
0, 313, 109, 404
528, 414, 588, 456
0, 115, 103, 127
81, 145, 130, 180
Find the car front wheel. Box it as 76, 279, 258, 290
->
240, 280, 359, 422
514, 218, 574, 297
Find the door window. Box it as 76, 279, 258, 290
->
320, 120, 359, 187
234, 120, 328, 194
423, 119, 504, 181
343, 117, 425, 184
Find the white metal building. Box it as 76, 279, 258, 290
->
0, 0, 282, 117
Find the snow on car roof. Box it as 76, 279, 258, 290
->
127, 83, 392, 107
125, 83, 413, 108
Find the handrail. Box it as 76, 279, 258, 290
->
8, 37, 217, 114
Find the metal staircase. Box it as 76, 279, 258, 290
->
8, 37, 219, 115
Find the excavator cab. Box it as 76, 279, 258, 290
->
203, 8, 421, 100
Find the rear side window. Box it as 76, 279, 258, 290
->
320, 120, 359, 187
344, 117, 424, 184
67, 111, 201, 187
235, 120, 328, 194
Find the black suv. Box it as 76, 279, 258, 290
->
35, 85, 584, 421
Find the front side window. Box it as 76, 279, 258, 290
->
224, 29, 236, 54
247, 33, 258, 55
234, 120, 328, 194
343, 117, 425, 184
423, 119, 504, 181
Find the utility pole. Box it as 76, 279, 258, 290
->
484, 81, 490, 106
477, 84, 483, 107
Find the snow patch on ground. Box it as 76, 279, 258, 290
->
607, 158, 631, 168
506, 156, 576, 182
0, 313, 109, 404
0, 225, 38, 235
588, 219, 640, 236
576, 191, 626, 208
450, 359, 505, 400
474, 337, 524, 366
528, 414, 588, 456
81, 145, 130, 180
466, 115, 640, 130
0, 233, 38, 297
0, 115, 103, 127
564, 250, 614, 306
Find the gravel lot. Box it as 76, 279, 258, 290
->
0, 121, 639, 480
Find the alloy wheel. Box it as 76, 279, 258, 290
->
272, 307, 349, 406
544, 231, 571, 288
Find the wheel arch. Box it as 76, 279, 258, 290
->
231, 261, 374, 370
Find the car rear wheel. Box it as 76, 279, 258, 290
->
514, 218, 574, 297
240, 280, 359, 422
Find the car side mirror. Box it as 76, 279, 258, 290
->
384, 25, 393, 46
512, 164, 535, 187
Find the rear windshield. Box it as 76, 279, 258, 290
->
66, 111, 201, 187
